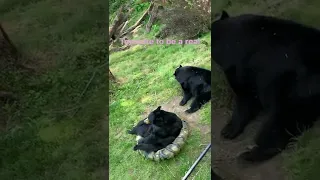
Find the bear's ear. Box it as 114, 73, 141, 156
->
179, 65, 182, 68
156, 106, 161, 111
220, 10, 229, 20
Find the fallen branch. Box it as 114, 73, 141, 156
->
116, 22, 126, 33
119, 20, 129, 35
120, 2, 154, 37
109, 2, 154, 53
131, 24, 142, 35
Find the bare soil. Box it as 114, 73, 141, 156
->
212, 108, 288, 180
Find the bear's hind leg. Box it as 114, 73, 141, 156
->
238, 110, 293, 162
133, 143, 159, 153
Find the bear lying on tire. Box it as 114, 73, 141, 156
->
130, 106, 182, 153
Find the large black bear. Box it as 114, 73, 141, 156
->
132, 106, 183, 153
212, 11, 320, 162
174, 65, 211, 113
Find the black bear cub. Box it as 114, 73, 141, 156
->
212, 10, 320, 162
174, 65, 211, 113
129, 106, 182, 153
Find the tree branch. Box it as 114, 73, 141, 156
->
146, 4, 159, 33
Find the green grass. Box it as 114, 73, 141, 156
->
284, 128, 320, 180
0, 0, 107, 179
109, 31, 211, 179
213, 0, 320, 179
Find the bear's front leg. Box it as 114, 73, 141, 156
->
221, 95, 261, 139
180, 91, 192, 106
127, 129, 136, 135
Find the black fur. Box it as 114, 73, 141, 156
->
174, 65, 211, 113
133, 134, 176, 153
127, 119, 152, 138
212, 11, 320, 162
212, 168, 222, 180
132, 106, 183, 153
220, 10, 229, 20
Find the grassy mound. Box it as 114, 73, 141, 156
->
0, 0, 107, 179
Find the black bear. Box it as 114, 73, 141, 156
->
174, 65, 211, 113
212, 10, 320, 162
132, 106, 183, 153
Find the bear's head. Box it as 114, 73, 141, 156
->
173, 65, 182, 76
173, 65, 183, 82
147, 106, 169, 127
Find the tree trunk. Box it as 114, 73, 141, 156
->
146, 4, 159, 33
0, 24, 18, 61
109, 6, 128, 43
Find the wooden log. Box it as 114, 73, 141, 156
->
119, 20, 129, 35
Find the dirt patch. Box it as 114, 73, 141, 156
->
212, 108, 288, 180
142, 96, 210, 136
